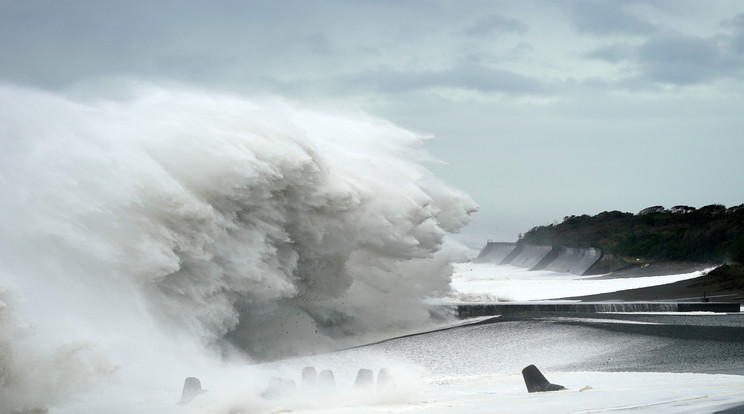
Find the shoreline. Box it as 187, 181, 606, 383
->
558, 274, 744, 303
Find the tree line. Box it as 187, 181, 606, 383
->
519, 204, 744, 264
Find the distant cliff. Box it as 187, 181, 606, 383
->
519, 204, 744, 264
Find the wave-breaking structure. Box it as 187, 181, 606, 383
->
475, 242, 602, 275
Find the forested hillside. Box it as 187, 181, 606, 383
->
519, 204, 744, 264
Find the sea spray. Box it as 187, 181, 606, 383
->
0, 85, 476, 411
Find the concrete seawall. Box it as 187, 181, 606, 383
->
541, 246, 603, 274
456, 302, 741, 317
504, 244, 554, 269
476, 242, 603, 275
474, 242, 517, 263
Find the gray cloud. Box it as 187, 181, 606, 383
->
585, 21, 744, 87
303, 32, 336, 55
585, 44, 633, 62
464, 14, 528, 37
0, 1, 392, 88
636, 33, 730, 84
568, 0, 658, 36
1, 0, 743, 243
726, 12, 744, 55
333, 64, 555, 96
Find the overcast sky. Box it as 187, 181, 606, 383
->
2, 0, 743, 244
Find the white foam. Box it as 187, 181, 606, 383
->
0, 85, 476, 412
281, 371, 744, 414
449, 263, 711, 302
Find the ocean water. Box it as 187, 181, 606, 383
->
0, 85, 476, 413
449, 263, 714, 302
36, 261, 744, 414
2, 85, 742, 413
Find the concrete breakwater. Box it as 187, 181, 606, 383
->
456, 302, 741, 317
474, 242, 518, 264
475, 242, 602, 275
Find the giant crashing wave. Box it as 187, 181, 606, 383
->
0, 85, 476, 410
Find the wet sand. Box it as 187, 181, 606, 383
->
558, 275, 743, 303
330, 267, 744, 412
589, 261, 713, 279
560, 262, 744, 303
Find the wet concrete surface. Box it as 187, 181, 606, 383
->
558, 274, 743, 303
360, 312, 744, 377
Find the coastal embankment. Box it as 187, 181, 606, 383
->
475, 242, 602, 275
